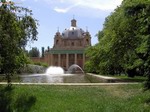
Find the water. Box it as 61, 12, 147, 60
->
46, 66, 64, 75
20, 65, 89, 83
67, 64, 84, 74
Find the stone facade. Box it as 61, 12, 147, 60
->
32, 19, 91, 70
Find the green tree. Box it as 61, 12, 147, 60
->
85, 0, 150, 89
123, 0, 150, 89
28, 47, 40, 57
85, 0, 150, 77
47, 46, 50, 52
0, 0, 38, 84
85, 45, 100, 73
41, 47, 45, 57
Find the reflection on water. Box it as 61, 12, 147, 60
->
20, 73, 90, 83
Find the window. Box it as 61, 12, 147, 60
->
56, 40, 59, 44
72, 42, 74, 46
80, 41, 82, 46
86, 39, 89, 44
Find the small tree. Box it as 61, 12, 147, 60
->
28, 47, 40, 57
41, 47, 45, 57
47, 46, 50, 52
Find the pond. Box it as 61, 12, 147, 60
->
20, 73, 90, 83
20, 65, 90, 83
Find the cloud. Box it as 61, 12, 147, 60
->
54, 7, 69, 13
54, 2, 80, 13
73, 0, 123, 11
44, 0, 123, 11
43, 0, 123, 17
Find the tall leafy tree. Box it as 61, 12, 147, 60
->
0, 0, 38, 84
85, 0, 150, 89
124, 0, 150, 89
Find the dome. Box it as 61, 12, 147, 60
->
62, 26, 85, 39
61, 19, 85, 39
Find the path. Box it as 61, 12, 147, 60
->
86, 73, 122, 83
0, 82, 139, 86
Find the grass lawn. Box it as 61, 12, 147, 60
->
114, 76, 147, 82
0, 84, 150, 112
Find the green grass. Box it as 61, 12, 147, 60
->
0, 84, 150, 112
114, 75, 147, 82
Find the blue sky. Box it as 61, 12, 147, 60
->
12, 0, 123, 51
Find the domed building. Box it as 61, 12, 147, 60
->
32, 18, 91, 70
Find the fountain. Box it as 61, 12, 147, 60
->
20, 64, 89, 83
67, 64, 84, 74
46, 66, 64, 75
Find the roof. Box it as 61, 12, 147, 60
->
62, 26, 85, 39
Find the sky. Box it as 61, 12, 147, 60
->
11, 0, 123, 51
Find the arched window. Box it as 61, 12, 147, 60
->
56, 40, 59, 44
86, 39, 89, 44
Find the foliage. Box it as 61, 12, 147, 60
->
19, 64, 45, 74
0, 0, 38, 84
28, 47, 40, 57
33, 62, 48, 68
84, 45, 100, 73
85, 0, 150, 89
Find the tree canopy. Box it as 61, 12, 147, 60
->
28, 47, 40, 57
85, 0, 150, 89
0, 0, 38, 83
